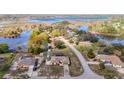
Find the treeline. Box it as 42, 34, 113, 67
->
89, 21, 124, 38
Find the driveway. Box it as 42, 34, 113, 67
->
59, 37, 104, 79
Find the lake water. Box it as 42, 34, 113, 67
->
78, 25, 89, 31
0, 29, 32, 49
78, 25, 124, 45
29, 16, 108, 22
96, 35, 124, 45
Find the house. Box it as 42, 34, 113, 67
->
79, 41, 92, 46
17, 55, 36, 69
46, 56, 70, 66
46, 53, 70, 66
96, 54, 124, 68
67, 30, 76, 37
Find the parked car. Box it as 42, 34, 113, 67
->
35, 59, 39, 66
33, 67, 37, 71
0, 57, 5, 62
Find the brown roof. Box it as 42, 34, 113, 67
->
17, 57, 35, 67
46, 56, 70, 66
97, 54, 124, 66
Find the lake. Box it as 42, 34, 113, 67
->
0, 29, 32, 49
29, 16, 108, 22
78, 25, 124, 45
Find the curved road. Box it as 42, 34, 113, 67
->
60, 37, 104, 79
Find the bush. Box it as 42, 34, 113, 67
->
87, 49, 95, 59
99, 63, 105, 70
54, 40, 65, 49
69, 39, 74, 43
103, 46, 114, 54
75, 41, 79, 45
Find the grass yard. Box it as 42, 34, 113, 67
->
89, 64, 120, 79
0, 53, 15, 78
38, 62, 64, 78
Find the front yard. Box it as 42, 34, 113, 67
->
89, 64, 121, 79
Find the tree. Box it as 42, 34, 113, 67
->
54, 40, 65, 49
0, 43, 9, 53
38, 25, 44, 32
99, 63, 105, 70
87, 49, 95, 59
51, 29, 59, 37
75, 41, 79, 45
28, 45, 46, 54
72, 28, 78, 33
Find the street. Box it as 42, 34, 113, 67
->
59, 37, 104, 79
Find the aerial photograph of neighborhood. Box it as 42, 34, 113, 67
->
1, 14, 124, 79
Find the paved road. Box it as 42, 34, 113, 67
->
60, 37, 104, 79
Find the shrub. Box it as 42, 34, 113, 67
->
99, 63, 105, 70
69, 39, 74, 43
103, 46, 114, 54
75, 41, 79, 45
87, 49, 95, 59
54, 40, 65, 49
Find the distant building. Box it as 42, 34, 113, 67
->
67, 30, 76, 37
79, 41, 92, 46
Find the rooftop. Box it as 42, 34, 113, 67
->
46, 56, 70, 66
17, 55, 35, 67
96, 54, 124, 66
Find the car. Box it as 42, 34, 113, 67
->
33, 67, 37, 71
0, 57, 5, 62
34, 59, 39, 66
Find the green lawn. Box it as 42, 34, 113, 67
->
0, 52, 15, 78
0, 53, 13, 58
